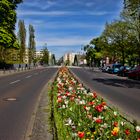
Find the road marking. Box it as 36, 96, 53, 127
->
25, 75, 32, 78
3, 97, 17, 101
10, 80, 20, 84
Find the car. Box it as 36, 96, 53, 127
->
102, 65, 111, 73
108, 63, 122, 74
128, 65, 140, 80
117, 66, 131, 77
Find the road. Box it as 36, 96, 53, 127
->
70, 67, 140, 121
0, 67, 58, 140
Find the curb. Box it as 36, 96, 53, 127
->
24, 69, 59, 140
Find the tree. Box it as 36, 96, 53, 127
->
124, 0, 140, 16
18, 20, 26, 63
90, 37, 107, 66
28, 24, 36, 65
102, 21, 133, 65
41, 47, 49, 65
8, 0, 23, 5
84, 44, 96, 66
51, 54, 56, 65
74, 55, 79, 66
0, 0, 22, 62
122, 0, 140, 60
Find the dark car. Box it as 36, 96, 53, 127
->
128, 65, 140, 80
108, 63, 122, 74
117, 66, 131, 77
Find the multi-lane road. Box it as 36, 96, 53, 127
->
0, 67, 58, 140
70, 67, 140, 121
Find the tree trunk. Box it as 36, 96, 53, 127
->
122, 49, 125, 66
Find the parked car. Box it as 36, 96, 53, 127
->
117, 66, 131, 77
102, 65, 111, 73
128, 65, 140, 79
108, 63, 122, 74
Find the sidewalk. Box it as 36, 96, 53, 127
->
0, 68, 33, 77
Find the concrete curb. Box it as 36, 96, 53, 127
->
24, 69, 59, 140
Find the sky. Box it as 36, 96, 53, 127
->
16, 0, 123, 59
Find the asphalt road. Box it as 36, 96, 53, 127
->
70, 67, 140, 121
0, 67, 58, 140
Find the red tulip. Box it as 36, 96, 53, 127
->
88, 101, 94, 106
78, 131, 85, 138
93, 92, 97, 98
95, 104, 104, 112
125, 129, 131, 135
113, 122, 118, 127
96, 119, 102, 124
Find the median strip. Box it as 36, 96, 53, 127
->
50, 67, 140, 140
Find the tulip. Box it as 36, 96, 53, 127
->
78, 131, 85, 138
111, 127, 119, 136
125, 129, 130, 135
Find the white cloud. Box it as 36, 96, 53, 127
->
17, 10, 72, 16
36, 36, 94, 47
32, 20, 104, 30
22, 0, 57, 10
17, 10, 112, 16
86, 2, 95, 7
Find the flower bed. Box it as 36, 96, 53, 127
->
50, 67, 140, 140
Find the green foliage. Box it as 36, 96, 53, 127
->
102, 21, 131, 65
0, 0, 22, 62
53, 88, 71, 140
41, 47, 49, 64
74, 55, 78, 66
0, 0, 16, 30
84, 45, 96, 66
18, 20, 26, 63
8, 0, 23, 5
124, 0, 140, 16
51, 54, 56, 65
0, 27, 15, 48
28, 24, 36, 64
122, 0, 140, 59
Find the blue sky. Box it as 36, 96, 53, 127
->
16, 0, 123, 59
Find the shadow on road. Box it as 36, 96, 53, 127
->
92, 78, 140, 89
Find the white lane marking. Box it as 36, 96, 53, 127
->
25, 75, 32, 78
10, 80, 20, 84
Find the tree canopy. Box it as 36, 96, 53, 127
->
84, 0, 140, 66
0, 0, 22, 62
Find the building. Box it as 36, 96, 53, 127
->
24, 48, 29, 64
35, 51, 43, 59
63, 52, 76, 66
